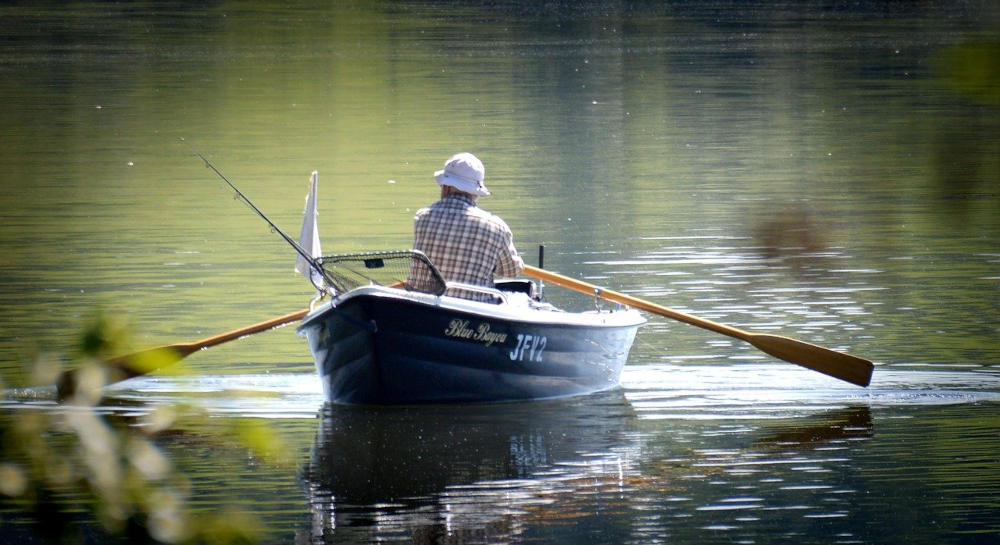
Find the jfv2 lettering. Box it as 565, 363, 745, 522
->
510, 333, 546, 362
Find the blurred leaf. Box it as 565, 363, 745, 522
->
0, 463, 28, 497
0, 313, 271, 544
184, 508, 262, 545
78, 312, 135, 359
227, 419, 292, 467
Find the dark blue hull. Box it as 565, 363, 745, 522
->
297, 286, 644, 405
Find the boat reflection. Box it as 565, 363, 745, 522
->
304, 390, 639, 544
304, 395, 876, 543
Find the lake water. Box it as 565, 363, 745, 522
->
1, 1, 998, 543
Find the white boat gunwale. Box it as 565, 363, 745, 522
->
297, 284, 647, 333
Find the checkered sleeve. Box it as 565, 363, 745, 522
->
492, 216, 524, 278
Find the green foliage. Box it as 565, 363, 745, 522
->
0, 315, 284, 544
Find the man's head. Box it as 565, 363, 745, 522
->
434, 152, 490, 197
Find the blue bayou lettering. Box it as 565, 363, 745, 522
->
444, 319, 475, 339
444, 319, 508, 347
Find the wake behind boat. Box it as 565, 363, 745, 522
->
296, 251, 645, 405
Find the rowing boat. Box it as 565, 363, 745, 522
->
295, 251, 645, 405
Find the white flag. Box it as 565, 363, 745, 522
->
295, 171, 323, 286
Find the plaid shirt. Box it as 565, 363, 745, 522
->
409, 194, 524, 301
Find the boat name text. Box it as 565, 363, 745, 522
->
444, 319, 508, 347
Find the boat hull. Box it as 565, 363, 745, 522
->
297, 286, 644, 405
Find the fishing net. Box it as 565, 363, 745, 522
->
316, 250, 446, 296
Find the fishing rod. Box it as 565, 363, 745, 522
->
181, 139, 331, 291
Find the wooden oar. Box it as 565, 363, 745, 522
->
56, 308, 310, 399
523, 265, 873, 387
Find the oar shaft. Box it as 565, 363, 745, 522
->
524, 265, 746, 339
523, 265, 873, 387
181, 308, 309, 352
57, 308, 310, 400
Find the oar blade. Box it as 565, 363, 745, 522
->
55, 308, 309, 401
56, 344, 194, 400
748, 334, 873, 387
104, 344, 196, 379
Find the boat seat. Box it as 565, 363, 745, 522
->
318, 249, 541, 303
495, 279, 540, 300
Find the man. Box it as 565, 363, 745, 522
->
407, 152, 524, 302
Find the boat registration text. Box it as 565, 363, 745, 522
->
443, 319, 547, 362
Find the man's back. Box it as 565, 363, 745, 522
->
409, 193, 522, 301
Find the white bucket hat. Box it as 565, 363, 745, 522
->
434, 152, 490, 196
